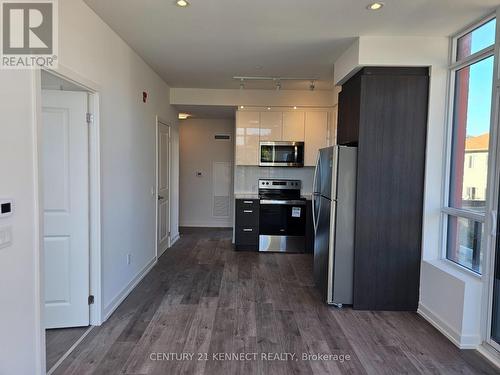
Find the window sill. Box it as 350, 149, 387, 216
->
424, 258, 483, 282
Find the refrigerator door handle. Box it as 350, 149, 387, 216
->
312, 151, 321, 232
312, 151, 320, 194
314, 196, 321, 235
312, 193, 318, 232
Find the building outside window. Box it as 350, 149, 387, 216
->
444, 17, 496, 274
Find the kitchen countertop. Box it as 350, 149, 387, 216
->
234, 193, 313, 200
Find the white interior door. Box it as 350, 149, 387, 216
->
42, 90, 90, 329
157, 122, 170, 257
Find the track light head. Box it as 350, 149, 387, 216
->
310, 81, 315, 91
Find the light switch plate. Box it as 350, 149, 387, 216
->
0, 199, 13, 218
0, 226, 12, 249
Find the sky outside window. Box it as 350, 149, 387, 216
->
463, 18, 496, 137
466, 56, 493, 136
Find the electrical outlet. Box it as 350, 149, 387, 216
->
126, 254, 131, 265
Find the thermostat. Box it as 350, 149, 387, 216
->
0, 199, 13, 218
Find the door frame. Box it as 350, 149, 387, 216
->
155, 117, 171, 258
32, 64, 102, 373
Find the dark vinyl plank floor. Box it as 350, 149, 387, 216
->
52, 228, 499, 375
46, 326, 89, 370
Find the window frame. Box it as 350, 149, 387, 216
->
442, 14, 497, 275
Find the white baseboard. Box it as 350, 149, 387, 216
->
170, 232, 180, 246
418, 303, 481, 349
102, 257, 157, 322
477, 344, 500, 369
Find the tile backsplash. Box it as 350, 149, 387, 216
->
235, 166, 315, 194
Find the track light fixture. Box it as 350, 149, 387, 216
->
233, 76, 318, 91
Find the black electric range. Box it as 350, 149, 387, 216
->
258, 179, 307, 252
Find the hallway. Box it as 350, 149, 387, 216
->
52, 228, 497, 375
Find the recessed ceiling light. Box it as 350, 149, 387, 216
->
178, 113, 191, 120
175, 0, 189, 7
367, 2, 384, 10
240, 106, 245, 109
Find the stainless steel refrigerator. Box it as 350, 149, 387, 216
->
312, 146, 357, 306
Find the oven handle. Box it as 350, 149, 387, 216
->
260, 200, 306, 206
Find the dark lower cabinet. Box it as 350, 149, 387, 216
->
338, 67, 429, 311
234, 199, 313, 252
235, 199, 259, 251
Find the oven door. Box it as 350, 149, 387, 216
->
259, 200, 306, 252
260, 141, 304, 167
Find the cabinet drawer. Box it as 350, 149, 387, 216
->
235, 226, 259, 245
236, 201, 259, 226
236, 199, 259, 211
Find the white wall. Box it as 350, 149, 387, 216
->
171, 87, 336, 107
180, 118, 234, 227
333, 38, 361, 85
0, 71, 43, 375
58, 0, 179, 319
419, 261, 483, 348
333, 36, 488, 349
0, 0, 179, 373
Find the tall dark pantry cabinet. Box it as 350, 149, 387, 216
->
338, 67, 429, 311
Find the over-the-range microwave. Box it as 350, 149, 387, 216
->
259, 141, 304, 167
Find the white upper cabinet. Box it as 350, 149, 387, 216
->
236, 111, 260, 166
260, 111, 283, 141
236, 108, 329, 167
304, 111, 329, 166
282, 111, 305, 141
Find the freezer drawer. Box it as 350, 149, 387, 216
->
313, 197, 331, 300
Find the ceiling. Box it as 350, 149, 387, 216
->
84, 0, 499, 90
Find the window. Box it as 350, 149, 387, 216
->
456, 18, 496, 60
467, 155, 474, 169
444, 17, 496, 274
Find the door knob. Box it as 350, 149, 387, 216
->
158, 195, 164, 200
